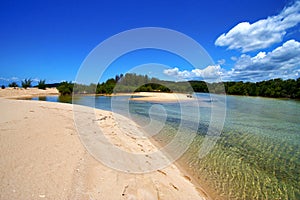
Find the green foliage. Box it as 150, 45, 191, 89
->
9, 82, 19, 88
103, 78, 116, 94
96, 73, 172, 94
189, 81, 208, 93
57, 81, 74, 96
187, 78, 299, 99
21, 78, 32, 89
1, 85, 5, 89
70, 73, 300, 99
223, 78, 300, 99
37, 79, 46, 90
134, 83, 171, 92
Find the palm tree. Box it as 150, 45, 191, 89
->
37, 80, 46, 90
21, 78, 32, 89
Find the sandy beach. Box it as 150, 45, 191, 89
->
0, 89, 208, 200
114, 92, 195, 102
0, 87, 59, 98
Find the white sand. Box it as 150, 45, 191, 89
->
0, 94, 208, 199
0, 87, 59, 98
127, 92, 195, 102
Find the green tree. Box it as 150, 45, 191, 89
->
21, 78, 32, 89
57, 81, 74, 95
96, 83, 106, 94
9, 82, 19, 88
104, 78, 116, 94
37, 80, 46, 90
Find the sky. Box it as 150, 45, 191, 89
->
0, 0, 299, 85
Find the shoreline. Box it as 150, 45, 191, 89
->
91, 92, 196, 103
0, 96, 208, 199
148, 135, 213, 200
0, 88, 195, 103
128, 92, 195, 102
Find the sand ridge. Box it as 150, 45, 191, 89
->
0, 87, 59, 98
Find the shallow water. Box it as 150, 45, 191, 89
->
24, 94, 300, 200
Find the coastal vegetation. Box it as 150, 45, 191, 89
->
68, 73, 300, 99
21, 78, 32, 89
223, 78, 300, 98
6, 74, 298, 99
57, 81, 74, 95
8, 82, 19, 88
37, 80, 46, 90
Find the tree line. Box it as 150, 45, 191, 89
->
189, 78, 300, 98
55, 73, 300, 99
4, 74, 299, 99
223, 79, 300, 98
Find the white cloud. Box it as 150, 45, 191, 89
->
217, 59, 226, 65
164, 40, 300, 82
163, 65, 222, 81
0, 77, 9, 82
235, 40, 300, 70
31, 78, 41, 83
192, 65, 222, 78
11, 77, 19, 81
230, 56, 238, 61
215, 1, 300, 52
163, 67, 191, 79
224, 40, 300, 81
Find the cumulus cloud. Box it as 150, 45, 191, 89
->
215, 1, 300, 52
224, 40, 300, 81
235, 40, 300, 70
164, 40, 300, 82
163, 67, 191, 79
163, 65, 222, 81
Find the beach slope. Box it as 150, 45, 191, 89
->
0, 98, 207, 200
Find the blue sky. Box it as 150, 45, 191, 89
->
0, 0, 299, 85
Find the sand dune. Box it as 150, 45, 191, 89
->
0, 97, 207, 199
0, 87, 59, 98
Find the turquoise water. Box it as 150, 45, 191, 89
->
25, 94, 300, 200
180, 95, 300, 200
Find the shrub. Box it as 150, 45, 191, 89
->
57, 81, 74, 95
1, 85, 5, 89
8, 82, 19, 88
37, 80, 46, 90
21, 78, 32, 89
